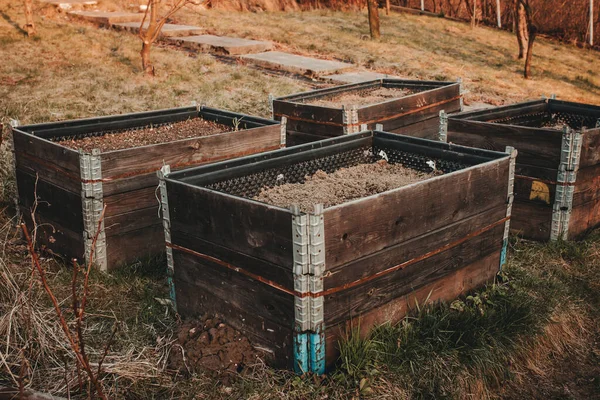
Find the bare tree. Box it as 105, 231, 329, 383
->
139, 0, 203, 76
23, 0, 35, 37
515, 0, 528, 59
518, 0, 537, 78
367, 0, 381, 39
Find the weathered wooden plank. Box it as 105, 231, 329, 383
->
324, 204, 507, 290
103, 185, 158, 217
573, 164, 600, 206
105, 223, 164, 269
175, 278, 294, 369
273, 100, 343, 124
454, 99, 547, 121
568, 196, 600, 239
385, 116, 441, 140
285, 130, 330, 147
168, 182, 294, 269
16, 170, 83, 232
510, 199, 552, 240
284, 117, 345, 137
174, 249, 295, 327
513, 175, 556, 205
323, 158, 509, 268
170, 229, 294, 290
357, 83, 460, 123
100, 125, 281, 184
104, 207, 159, 237
12, 130, 81, 174
578, 128, 600, 168
379, 98, 460, 131
323, 250, 500, 367
323, 223, 503, 326
447, 119, 563, 168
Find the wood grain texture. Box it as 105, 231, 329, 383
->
578, 128, 600, 168
385, 115, 441, 139
105, 223, 164, 270
168, 182, 294, 269
323, 250, 500, 367
323, 158, 509, 268
510, 199, 552, 241
12, 130, 81, 175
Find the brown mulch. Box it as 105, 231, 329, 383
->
55, 118, 232, 152
304, 87, 418, 108
253, 160, 439, 212
168, 316, 260, 378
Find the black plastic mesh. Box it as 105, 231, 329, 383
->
207, 144, 472, 199
488, 111, 598, 130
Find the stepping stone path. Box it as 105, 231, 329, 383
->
323, 71, 399, 84
241, 51, 353, 76
169, 35, 273, 55
112, 22, 203, 37
67, 10, 144, 26
41, 0, 97, 8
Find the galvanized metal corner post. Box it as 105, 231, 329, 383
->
290, 204, 309, 374
342, 105, 359, 135
439, 110, 448, 142
80, 149, 107, 271
280, 116, 287, 147
308, 204, 325, 375
8, 120, 21, 224
457, 77, 464, 112
501, 146, 516, 269
268, 93, 275, 120
550, 126, 583, 241
157, 165, 176, 309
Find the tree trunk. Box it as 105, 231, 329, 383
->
515, 0, 528, 59
140, 41, 154, 76
524, 24, 537, 78
385, 0, 390, 15
367, 0, 380, 39
23, 0, 35, 37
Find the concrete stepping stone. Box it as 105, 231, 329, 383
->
67, 10, 144, 26
462, 102, 495, 112
40, 0, 97, 9
323, 71, 399, 84
241, 51, 353, 76
112, 22, 203, 37
168, 35, 273, 55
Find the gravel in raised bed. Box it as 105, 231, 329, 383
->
254, 160, 439, 212
303, 87, 421, 108
55, 118, 233, 152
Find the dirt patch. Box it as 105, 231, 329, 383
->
55, 118, 232, 152
168, 316, 260, 378
254, 160, 439, 212
303, 87, 419, 108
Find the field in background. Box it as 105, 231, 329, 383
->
0, 1, 599, 398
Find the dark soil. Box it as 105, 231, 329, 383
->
55, 118, 232, 152
304, 87, 418, 108
168, 316, 260, 378
253, 160, 438, 212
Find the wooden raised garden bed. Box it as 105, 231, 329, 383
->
272, 78, 462, 146
159, 131, 515, 373
12, 106, 284, 271
443, 98, 600, 241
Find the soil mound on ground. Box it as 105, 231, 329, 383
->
169, 316, 260, 377
254, 160, 438, 212
55, 118, 232, 152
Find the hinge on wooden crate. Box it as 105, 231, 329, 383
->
79, 150, 107, 271
9, 119, 20, 128
375, 124, 383, 131
157, 165, 177, 308
308, 204, 325, 374
456, 78, 464, 112
291, 205, 309, 276
280, 117, 287, 147
501, 146, 517, 269
559, 127, 583, 173
8, 123, 21, 224
342, 105, 359, 134
360, 124, 368, 132
596, 119, 600, 129
439, 110, 448, 143
268, 93, 275, 120
293, 332, 309, 374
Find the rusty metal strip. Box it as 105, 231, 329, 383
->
168, 216, 509, 299
272, 114, 345, 128
514, 174, 575, 186
17, 144, 283, 184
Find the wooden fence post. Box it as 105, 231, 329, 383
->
496, 0, 502, 27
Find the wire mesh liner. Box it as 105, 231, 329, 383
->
207, 143, 473, 199
488, 111, 599, 130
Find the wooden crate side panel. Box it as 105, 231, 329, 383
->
20, 206, 85, 261
323, 250, 500, 367
324, 204, 507, 290
322, 223, 504, 326
170, 229, 295, 291
173, 250, 294, 368
568, 198, 600, 239
572, 164, 600, 207
15, 152, 81, 195
105, 223, 164, 269
284, 117, 346, 137
167, 182, 294, 269
100, 125, 282, 183
323, 158, 509, 268
16, 170, 83, 233
104, 207, 159, 237
384, 116, 440, 140
357, 84, 461, 124
579, 129, 600, 168
510, 200, 552, 240
273, 100, 343, 125
447, 119, 563, 169
513, 175, 556, 205
285, 130, 331, 147
12, 130, 81, 175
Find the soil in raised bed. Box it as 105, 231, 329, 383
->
254, 160, 439, 212
303, 87, 419, 108
55, 118, 233, 152
168, 316, 259, 378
